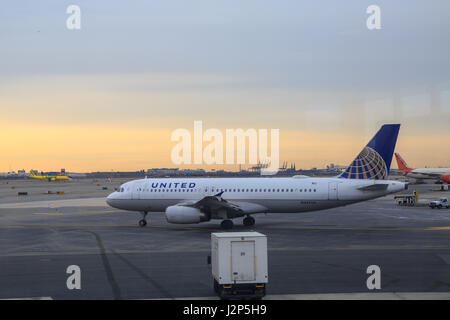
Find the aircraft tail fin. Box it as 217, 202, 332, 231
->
29, 170, 36, 177
394, 152, 413, 172
339, 124, 400, 180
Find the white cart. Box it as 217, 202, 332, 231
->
211, 232, 268, 299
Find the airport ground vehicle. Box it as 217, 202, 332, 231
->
395, 195, 416, 206
395, 190, 418, 206
429, 198, 450, 209
210, 232, 268, 299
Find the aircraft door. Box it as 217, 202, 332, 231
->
328, 182, 338, 200
231, 241, 256, 281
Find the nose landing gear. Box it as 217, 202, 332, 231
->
138, 219, 147, 227
139, 212, 148, 227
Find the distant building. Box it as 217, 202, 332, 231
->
181, 169, 206, 176
147, 168, 179, 175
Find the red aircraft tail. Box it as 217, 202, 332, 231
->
394, 153, 413, 173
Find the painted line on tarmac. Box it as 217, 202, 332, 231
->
6, 293, 447, 300
258, 225, 448, 232
3, 243, 450, 258
32, 212, 63, 216
1, 297, 53, 300
151, 292, 450, 300
78, 209, 120, 214
0, 197, 107, 209
427, 226, 450, 230
0, 222, 449, 233
0, 222, 222, 232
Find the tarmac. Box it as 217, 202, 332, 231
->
0, 178, 449, 300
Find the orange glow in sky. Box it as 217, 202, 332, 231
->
0, 76, 449, 173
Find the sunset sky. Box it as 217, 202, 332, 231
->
1, 1, 450, 172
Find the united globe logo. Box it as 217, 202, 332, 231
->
339, 147, 387, 180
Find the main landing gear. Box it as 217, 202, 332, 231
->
139, 212, 148, 227
220, 216, 256, 230
243, 216, 255, 227
220, 219, 234, 230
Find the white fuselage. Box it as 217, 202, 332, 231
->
106, 177, 405, 216
405, 168, 450, 180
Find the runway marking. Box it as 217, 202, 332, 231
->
79, 209, 119, 214
0, 222, 445, 233
32, 212, 63, 216
0, 222, 220, 231
1, 297, 53, 300
0, 197, 107, 209
2, 243, 450, 258
151, 292, 450, 300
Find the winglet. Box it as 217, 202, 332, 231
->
214, 191, 224, 197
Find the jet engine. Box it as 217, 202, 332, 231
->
442, 175, 450, 183
165, 206, 209, 224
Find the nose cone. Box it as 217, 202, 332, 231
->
106, 192, 118, 208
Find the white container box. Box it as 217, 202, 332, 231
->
211, 232, 268, 298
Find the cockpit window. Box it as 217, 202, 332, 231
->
120, 187, 124, 192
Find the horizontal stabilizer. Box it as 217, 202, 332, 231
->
357, 184, 389, 191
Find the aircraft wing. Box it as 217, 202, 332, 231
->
176, 193, 268, 218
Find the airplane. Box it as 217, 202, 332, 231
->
29, 170, 71, 182
394, 153, 450, 183
106, 124, 406, 229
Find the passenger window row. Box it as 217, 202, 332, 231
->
137, 188, 197, 192
212, 188, 316, 193
135, 188, 317, 193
